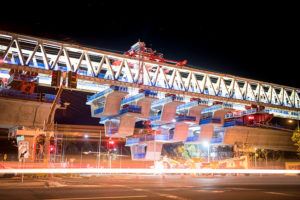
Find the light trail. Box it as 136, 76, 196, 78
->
0, 168, 299, 175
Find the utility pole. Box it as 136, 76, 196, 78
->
44, 71, 67, 164
98, 130, 101, 169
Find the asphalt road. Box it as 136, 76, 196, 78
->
0, 174, 300, 200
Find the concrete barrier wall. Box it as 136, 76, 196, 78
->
224, 126, 296, 151
0, 97, 54, 128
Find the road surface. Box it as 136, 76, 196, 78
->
0, 174, 300, 200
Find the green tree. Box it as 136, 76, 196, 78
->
291, 127, 300, 156
181, 144, 197, 160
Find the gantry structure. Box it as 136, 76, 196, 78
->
0, 31, 299, 161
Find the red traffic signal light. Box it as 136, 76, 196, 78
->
108, 140, 114, 145
51, 70, 61, 87
68, 71, 78, 89
247, 115, 254, 120
49, 145, 55, 153
107, 139, 115, 149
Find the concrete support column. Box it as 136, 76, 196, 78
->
113, 116, 136, 137
214, 109, 233, 125
160, 102, 183, 122
137, 97, 157, 119
103, 92, 128, 116
198, 125, 214, 142
189, 105, 208, 123
173, 122, 190, 141
145, 142, 163, 161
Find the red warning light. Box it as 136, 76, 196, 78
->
50, 145, 55, 153
108, 140, 115, 145
248, 115, 254, 120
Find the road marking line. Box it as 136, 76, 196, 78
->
132, 188, 147, 191
45, 195, 148, 200
158, 193, 187, 200
212, 190, 225, 193
226, 187, 262, 191
265, 192, 294, 197
196, 189, 224, 193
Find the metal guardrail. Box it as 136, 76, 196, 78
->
120, 105, 142, 114
149, 115, 162, 122
151, 97, 172, 107
0, 88, 59, 103
175, 115, 196, 122
121, 93, 145, 105
186, 135, 199, 142
199, 117, 221, 125
107, 128, 118, 135
94, 107, 104, 115
125, 134, 174, 146
223, 120, 244, 127
87, 88, 113, 103
144, 89, 158, 97
134, 153, 146, 159
211, 137, 223, 143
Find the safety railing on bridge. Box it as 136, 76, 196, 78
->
0, 88, 60, 104
144, 89, 158, 97
211, 137, 223, 144
94, 107, 104, 115
149, 114, 162, 122
175, 115, 196, 122
125, 134, 174, 146
151, 97, 173, 108
134, 153, 146, 159
86, 87, 113, 104
186, 135, 199, 142
120, 105, 142, 114
223, 119, 244, 127
202, 103, 233, 114
107, 128, 118, 135
199, 117, 221, 125
121, 93, 145, 105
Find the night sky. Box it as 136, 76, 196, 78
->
0, 2, 299, 125
1, 1, 298, 88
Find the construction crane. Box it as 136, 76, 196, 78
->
113, 41, 187, 85
125, 42, 187, 66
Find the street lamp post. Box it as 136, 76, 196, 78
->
80, 147, 83, 168
203, 141, 210, 163
98, 131, 101, 169
254, 147, 257, 168
120, 146, 122, 168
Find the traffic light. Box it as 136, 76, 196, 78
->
107, 139, 115, 149
49, 145, 55, 153
51, 70, 61, 87
68, 71, 78, 89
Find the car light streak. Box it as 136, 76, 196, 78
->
0, 168, 299, 174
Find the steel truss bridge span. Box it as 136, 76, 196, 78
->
0, 31, 299, 118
